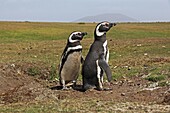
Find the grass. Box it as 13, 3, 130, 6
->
145, 74, 166, 82
109, 22, 170, 39
1, 99, 169, 112
0, 21, 170, 80
27, 67, 41, 76
0, 22, 94, 42
0, 22, 170, 112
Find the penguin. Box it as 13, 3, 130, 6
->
59, 31, 87, 90
82, 21, 116, 91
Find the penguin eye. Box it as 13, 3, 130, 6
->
76, 33, 81, 36
105, 23, 109, 27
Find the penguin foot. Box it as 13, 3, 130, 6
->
83, 85, 96, 92
96, 88, 103, 91
96, 85, 103, 91
103, 87, 113, 91
62, 86, 72, 90
72, 81, 77, 88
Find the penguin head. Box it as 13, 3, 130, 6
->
68, 31, 87, 43
95, 21, 116, 37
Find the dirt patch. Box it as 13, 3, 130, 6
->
0, 63, 170, 112
0, 63, 58, 104
52, 77, 169, 104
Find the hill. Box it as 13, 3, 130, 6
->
74, 13, 138, 22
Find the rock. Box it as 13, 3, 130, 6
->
137, 44, 142, 47
121, 93, 126, 96
148, 82, 159, 88
163, 94, 170, 105
144, 53, 148, 56
128, 106, 134, 110
11, 64, 15, 68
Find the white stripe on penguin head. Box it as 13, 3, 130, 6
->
96, 22, 109, 37
69, 32, 81, 43
96, 23, 105, 37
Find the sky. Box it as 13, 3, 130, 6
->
0, 0, 170, 22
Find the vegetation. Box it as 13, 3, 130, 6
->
0, 21, 170, 112
0, 21, 170, 79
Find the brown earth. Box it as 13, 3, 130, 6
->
0, 62, 170, 112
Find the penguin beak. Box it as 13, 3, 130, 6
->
82, 32, 87, 36
112, 23, 116, 26
110, 23, 116, 27
113, 23, 117, 26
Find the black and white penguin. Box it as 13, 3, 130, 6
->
59, 31, 87, 90
82, 21, 116, 91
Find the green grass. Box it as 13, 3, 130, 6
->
0, 21, 170, 112
0, 22, 94, 42
0, 21, 170, 81
145, 74, 166, 82
110, 22, 170, 39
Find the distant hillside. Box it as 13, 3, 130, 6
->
74, 13, 138, 22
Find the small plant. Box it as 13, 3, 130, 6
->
158, 81, 170, 87
145, 74, 166, 82
27, 67, 40, 76
49, 64, 58, 81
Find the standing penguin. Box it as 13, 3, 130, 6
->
59, 31, 87, 90
82, 21, 116, 91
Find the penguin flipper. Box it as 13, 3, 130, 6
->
98, 58, 112, 82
